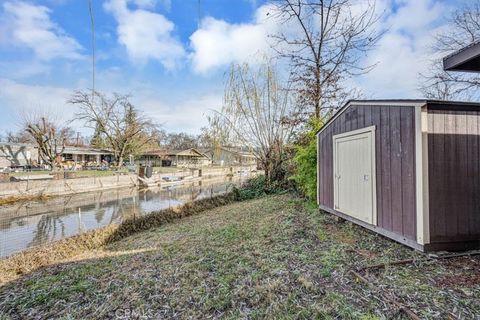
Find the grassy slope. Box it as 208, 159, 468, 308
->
0, 195, 479, 319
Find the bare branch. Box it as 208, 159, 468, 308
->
269, 0, 383, 118
69, 90, 159, 167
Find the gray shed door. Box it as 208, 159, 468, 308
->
333, 126, 376, 225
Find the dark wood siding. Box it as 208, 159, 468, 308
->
427, 103, 480, 243
318, 104, 417, 240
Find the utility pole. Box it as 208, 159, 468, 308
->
88, 0, 95, 105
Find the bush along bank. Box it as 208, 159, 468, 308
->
231, 175, 290, 201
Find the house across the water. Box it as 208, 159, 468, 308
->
202, 147, 257, 166
138, 148, 211, 167
61, 146, 113, 165
0, 143, 114, 169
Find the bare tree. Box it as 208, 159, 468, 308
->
218, 62, 295, 182
269, 0, 382, 119
161, 132, 199, 150
420, 2, 480, 100
69, 90, 158, 167
24, 116, 66, 170
199, 113, 236, 149
4, 130, 33, 143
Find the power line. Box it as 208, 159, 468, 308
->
88, 0, 96, 104
198, 0, 202, 28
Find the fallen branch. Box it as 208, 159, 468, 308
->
350, 270, 421, 320
429, 250, 480, 259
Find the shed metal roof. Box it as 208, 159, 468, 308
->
443, 42, 480, 72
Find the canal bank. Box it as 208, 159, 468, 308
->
0, 175, 252, 258
0, 165, 257, 201
0, 191, 239, 284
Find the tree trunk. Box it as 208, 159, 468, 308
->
315, 64, 321, 119
117, 155, 124, 168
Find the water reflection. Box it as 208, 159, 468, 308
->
0, 177, 240, 257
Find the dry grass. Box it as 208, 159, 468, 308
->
0, 195, 479, 319
0, 194, 50, 206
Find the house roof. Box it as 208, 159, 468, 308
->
0, 142, 37, 148
219, 147, 256, 158
143, 148, 209, 158
316, 99, 480, 136
443, 42, 480, 72
63, 146, 112, 155
196, 147, 256, 158
0, 143, 111, 155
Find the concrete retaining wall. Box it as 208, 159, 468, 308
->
151, 165, 256, 181
0, 174, 137, 198
0, 165, 257, 199
201, 165, 256, 177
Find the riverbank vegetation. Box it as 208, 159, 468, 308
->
1, 194, 478, 319
0, 194, 50, 206
0, 194, 237, 284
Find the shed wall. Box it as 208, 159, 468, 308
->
427, 103, 480, 244
318, 104, 417, 240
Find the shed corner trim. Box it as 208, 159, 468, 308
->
415, 104, 430, 245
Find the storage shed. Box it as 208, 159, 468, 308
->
317, 99, 480, 252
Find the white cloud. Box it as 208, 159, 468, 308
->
104, 0, 185, 69
134, 0, 172, 11
0, 78, 76, 133
138, 93, 222, 133
0, 77, 220, 135
190, 4, 278, 74
132, 0, 157, 9
354, 0, 450, 98
1, 1, 83, 61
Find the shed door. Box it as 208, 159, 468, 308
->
333, 127, 376, 225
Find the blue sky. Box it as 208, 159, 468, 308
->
0, 0, 465, 136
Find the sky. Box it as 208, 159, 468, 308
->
0, 0, 465, 137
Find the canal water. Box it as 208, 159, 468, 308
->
0, 177, 243, 257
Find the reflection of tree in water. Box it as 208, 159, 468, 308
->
109, 192, 137, 223
21, 179, 239, 251
28, 213, 66, 248
95, 209, 106, 223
